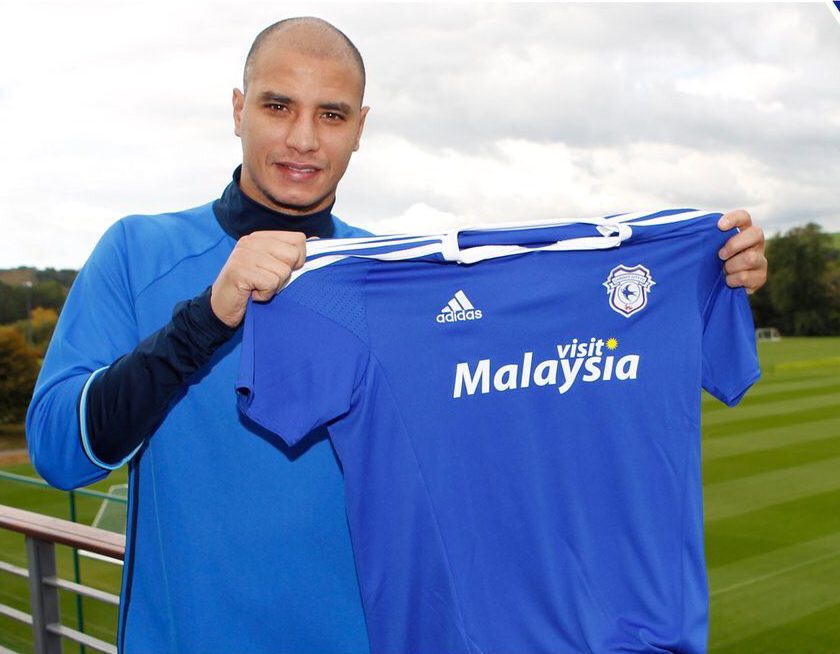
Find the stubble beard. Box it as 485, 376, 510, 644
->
254, 176, 335, 216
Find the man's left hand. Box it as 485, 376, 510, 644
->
717, 209, 767, 294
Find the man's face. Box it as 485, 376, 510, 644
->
233, 44, 368, 214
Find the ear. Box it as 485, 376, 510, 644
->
232, 88, 245, 137
354, 105, 370, 152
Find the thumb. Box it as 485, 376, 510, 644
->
251, 288, 276, 303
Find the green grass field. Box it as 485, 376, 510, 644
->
704, 337, 840, 653
0, 464, 127, 652
1, 337, 838, 653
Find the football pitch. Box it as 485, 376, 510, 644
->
704, 336, 840, 653
1, 336, 838, 653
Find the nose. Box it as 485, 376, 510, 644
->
285, 114, 318, 153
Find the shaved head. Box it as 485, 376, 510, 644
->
233, 16, 370, 215
244, 17, 366, 101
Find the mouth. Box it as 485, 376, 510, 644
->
275, 162, 322, 182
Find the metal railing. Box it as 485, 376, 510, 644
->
0, 504, 125, 654
0, 470, 128, 654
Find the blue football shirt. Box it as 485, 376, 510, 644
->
237, 209, 760, 654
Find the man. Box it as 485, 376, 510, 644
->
27, 16, 767, 654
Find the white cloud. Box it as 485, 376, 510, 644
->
346, 136, 796, 237
364, 202, 463, 237
675, 64, 793, 106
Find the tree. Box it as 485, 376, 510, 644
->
36, 268, 77, 288
748, 281, 779, 330
757, 223, 840, 336
29, 307, 59, 354
31, 279, 67, 312
0, 282, 27, 324
0, 327, 39, 424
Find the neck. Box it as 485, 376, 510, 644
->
213, 165, 336, 239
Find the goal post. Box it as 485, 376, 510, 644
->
755, 327, 781, 342
80, 483, 128, 565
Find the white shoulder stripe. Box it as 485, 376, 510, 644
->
285, 209, 719, 287
305, 233, 442, 257
623, 210, 719, 226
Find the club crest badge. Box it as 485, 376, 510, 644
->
603, 265, 656, 318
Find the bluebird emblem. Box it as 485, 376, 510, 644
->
603, 265, 656, 318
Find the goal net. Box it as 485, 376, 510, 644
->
755, 327, 781, 342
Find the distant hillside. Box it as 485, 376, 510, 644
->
0, 267, 77, 325
0, 267, 77, 288
0, 268, 36, 286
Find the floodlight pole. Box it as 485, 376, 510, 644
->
24, 280, 33, 346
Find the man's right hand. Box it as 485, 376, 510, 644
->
211, 231, 307, 328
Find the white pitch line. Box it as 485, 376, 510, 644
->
711, 549, 840, 597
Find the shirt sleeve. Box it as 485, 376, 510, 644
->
236, 294, 369, 447
701, 271, 761, 406
26, 220, 140, 489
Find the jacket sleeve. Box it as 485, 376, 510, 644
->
26, 220, 238, 489
83, 287, 236, 466
27, 220, 140, 489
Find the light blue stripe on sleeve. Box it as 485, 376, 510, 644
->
79, 366, 143, 470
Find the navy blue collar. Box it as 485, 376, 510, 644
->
213, 166, 336, 240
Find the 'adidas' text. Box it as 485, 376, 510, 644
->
437, 290, 483, 324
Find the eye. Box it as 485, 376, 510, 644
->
266, 103, 289, 113
322, 112, 345, 122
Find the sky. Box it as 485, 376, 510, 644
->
1, 1, 838, 269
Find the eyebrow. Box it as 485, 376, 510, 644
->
257, 92, 353, 115
258, 92, 293, 105
320, 101, 353, 114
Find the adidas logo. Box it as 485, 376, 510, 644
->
436, 290, 483, 324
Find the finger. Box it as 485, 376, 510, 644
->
239, 231, 306, 264
248, 230, 308, 253
251, 287, 280, 302
265, 239, 307, 269
249, 229, 308, 243
251, 256, 292, 284
240, 236, 306, 270
725, 269, 764, 294
246, 265, 288, 301
233, 264, 281, 293
722, 246, 767, 275
718, 209, 752, 232
718, 225, 765, 260
225, 243, 297, 295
